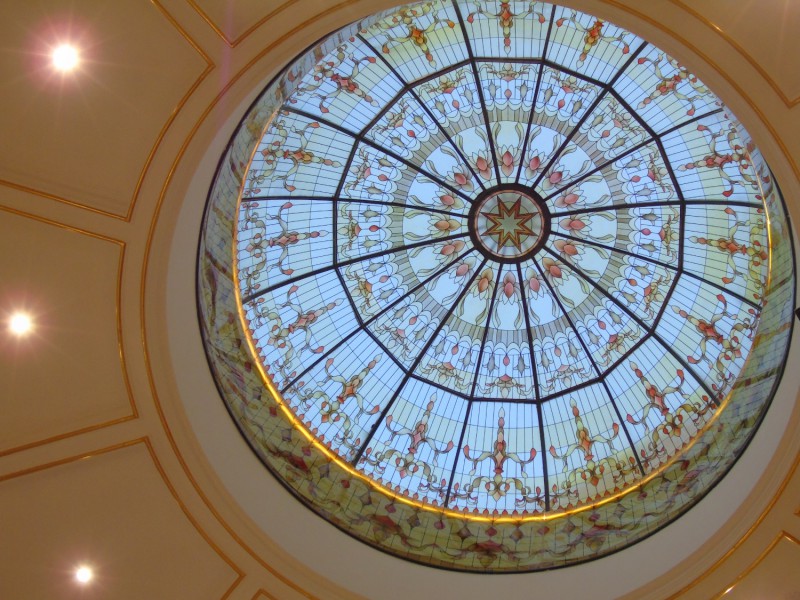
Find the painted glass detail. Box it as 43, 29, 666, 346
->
200, 0, 794, 572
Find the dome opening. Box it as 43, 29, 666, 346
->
198, 0, 795, 572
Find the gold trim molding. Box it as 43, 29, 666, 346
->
671, 0, 800, 108
187, 0, 300, 48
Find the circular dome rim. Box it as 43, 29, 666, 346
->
197, 0, 796, 573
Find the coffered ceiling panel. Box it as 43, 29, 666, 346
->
0, 208, 133, 455
674, 0, 800, 106
0, 0, 209, 218
0, 441, 240, 599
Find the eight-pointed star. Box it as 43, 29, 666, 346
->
481, 196, 538, 250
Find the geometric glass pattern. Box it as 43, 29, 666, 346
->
201, 0, 794, 571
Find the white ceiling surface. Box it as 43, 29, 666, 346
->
2, 1, 800, 599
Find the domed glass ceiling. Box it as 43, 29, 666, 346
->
200, 0, 794, 572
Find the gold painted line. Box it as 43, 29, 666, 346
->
116, 242, 139, 420
0, 416, 137, 459
713, 531, 800, 599
670, 0, 800, 108
0, 177, 127, 221
251, 590, 279, 600
127, 1, 217, 222
139, 4, 364, 598
0, 437, 144, 483
0, 203, 123, 243
140, 437, 247, 595
220, 577, 247, 600
186, 0, 300, 48
0, 203, 139, 456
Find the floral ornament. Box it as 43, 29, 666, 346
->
480, 63, 534, 100
636, 53, 711, 116
549, 399, 624, 488
457, 267, 495, 323
418, 69, 471, 112
360, 394, 454, 497
369, 2, 456, 66
418, 335, 473, 391
343, 147, 399, 199
689, 206, 767, 294
523, 126, 560, 180
454, 128, 494, 181
555, 11, 634, 65
671, 295, 755, 398
409, 188, 466, 212
374, 302, 433, 361
253, 284, 342, 385
677, 122, 761, 198
426, 144, 476, 193
452, 408, 539, 507
634, 207, 680, 259
625, 362, 715, 468
552, 175, 610, 209
493, 271, 525, 328
540, 71, 596, 118
467, 2, 548, 55
490, 121, 527, 177
539, 338, 591, 393
539, 145, 592, 192
292, 44, 380, 114
342, 263, 392, 315
248, 116, 342, 194
240, 201, 328, 293
318, 355, 383, 435
404, 211, 463, 241
409, 238, 468, 277
523, 265, 547, 324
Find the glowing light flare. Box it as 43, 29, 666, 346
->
51, 44, 79, 72
75, 565, 93, 584
8, 312, 33, 336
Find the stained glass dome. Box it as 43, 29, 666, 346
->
199, 0, 795, 572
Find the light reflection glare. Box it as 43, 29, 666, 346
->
8, 313, 32, 336
52, 44, 79, 71
75, 566, 93, 584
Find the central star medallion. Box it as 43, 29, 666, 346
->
471, 189, 546, 260
481, 197, 536, 250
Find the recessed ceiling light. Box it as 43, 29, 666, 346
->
75, 565, 93, 584
52, 44, 79, 72
8, 313, 32, 336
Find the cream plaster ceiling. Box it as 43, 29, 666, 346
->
1, 0, 799, 599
